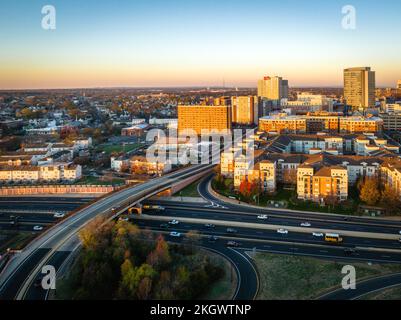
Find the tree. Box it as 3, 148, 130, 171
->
146, 235, 171, 269
359, 177, 381, 206
239, 180, 260, 202
380, 184, 401, 215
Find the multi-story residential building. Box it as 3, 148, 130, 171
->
0, 163, 82, 184
259, 113, 383, 134
384, 103, 401, 114
177, 105, 232, 135
344, 67, 376, 109
130, 156, 172, 175
244, 160, 277, 193
379, 112, 401, 131
381, 159, 401, 196
231, 96, 259, 125
233, 155, 253, 188
297, 163, 348, 202
257, 76, 288, 101
111, 156, 130, 172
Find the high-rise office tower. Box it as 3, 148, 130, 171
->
257, 76, 288, 100
397, 80, 401, 89
344, 67, 376, 109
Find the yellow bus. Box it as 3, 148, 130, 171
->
324, 233, 343, 244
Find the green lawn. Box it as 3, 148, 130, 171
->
174, 179, 202, 197
96, 143, 141, 155
0, 231, 36, 253
201, 250, 237, 300
75, 176, 125, 186
253, 252, 401, 300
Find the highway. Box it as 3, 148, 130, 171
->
2, 168, 401, 301
0, 164, 214, 300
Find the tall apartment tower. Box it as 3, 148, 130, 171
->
257, 76, 289, 100
231, 96, 259, 125
344, 67, 376, 109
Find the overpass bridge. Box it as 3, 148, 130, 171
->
0, 164, 214, 300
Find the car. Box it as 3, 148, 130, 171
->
343, 217, 349, 221
34, 276, 44, 288
398, 238, 401, 244
344, 248, 357, 255
226, 228, 238, 234
169, 232, 182, 238
227, 241, 240, 247
301, 222, 311, 227
312, 232, 324, 237
399, 231, 401, 235
205, 224, 215, 229
160, 224, 170, 229
168, 220, 180, 225
118, 216, 129, 222
257, 215, 268, 220
207, 236, 219, 242
53, 212, 65, 218
33, 226, 43, 231
277, 229, 289, 235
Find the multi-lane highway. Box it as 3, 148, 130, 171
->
2, 169, 401, 300
0, 164, 213, 300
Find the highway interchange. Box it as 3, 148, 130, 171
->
1, 171, 401, 300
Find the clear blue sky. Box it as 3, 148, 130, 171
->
1, 0, 401, 89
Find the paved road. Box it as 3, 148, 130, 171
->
318, 273, 401, 300
0, 164, 213, 300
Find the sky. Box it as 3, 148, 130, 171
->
0, 0, 401, 89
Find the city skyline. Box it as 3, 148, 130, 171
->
1, 0, 401, 89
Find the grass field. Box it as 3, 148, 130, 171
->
0, 231, 36, 253
96, 143, 141, 155
173, 179, 202, 197
201, 250, 238, 300
75, 176, 125, 186
253, 252, 401, 300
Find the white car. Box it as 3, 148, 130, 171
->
168, 220, 180, 225
312, 232, 324, 237
169, 232, 182, 238
118, 217, 129, 222
399, 231, 401, 235
277, 229, 288, 235
33, 226, 43, 231
53, 212, 65, 219
301, 222, 311, 227
257, 215, 268, 220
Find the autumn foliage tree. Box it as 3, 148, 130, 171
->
239, 180, 260, 202
358, 176, 381, 206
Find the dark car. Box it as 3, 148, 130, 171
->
344, 248, 356, 255
207, 236, 219, 242
226, 228, 237, 234
160, 224, 170, 229
205, 224, 215, 229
